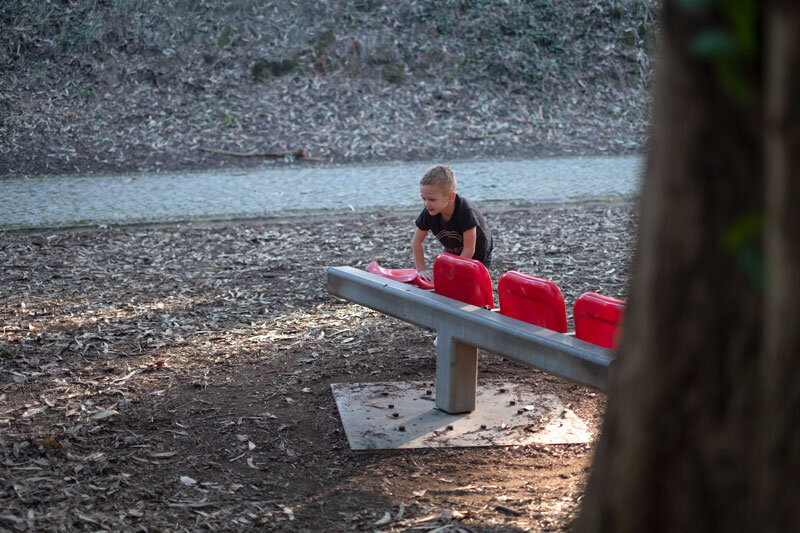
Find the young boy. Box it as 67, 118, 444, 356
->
412, 165, 493, 282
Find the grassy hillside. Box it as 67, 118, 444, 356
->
0, 0, 658, 175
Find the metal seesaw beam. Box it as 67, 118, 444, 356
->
327, 266, 613, 413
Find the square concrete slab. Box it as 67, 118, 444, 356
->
331, 380, 594, 451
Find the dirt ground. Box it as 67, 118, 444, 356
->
0, 201, 635, 531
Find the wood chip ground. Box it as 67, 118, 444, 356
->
1, 201, 635, 531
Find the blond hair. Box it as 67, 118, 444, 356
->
420, 165, 456, 193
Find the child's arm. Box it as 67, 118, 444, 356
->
412, 228, 432, 280
460, 227, 477, 259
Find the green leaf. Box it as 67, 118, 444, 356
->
723, 213, 764, 286
723, 213, 762, 249
736, 246, 764, 288
691, 29, 738, 61
384, 65, 405, 84
720, 0, 760, 58
217, 25, 232, 48
718, 62, 757, 102
676, 0, 717, 10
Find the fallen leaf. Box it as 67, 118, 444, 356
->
150, 451, 178, 458
374, 511, 392, 526
280, 505, 295, 521
43, 435, 62, 448
90, 409, 119, 421
22, 406, 47, 418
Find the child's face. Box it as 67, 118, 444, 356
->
420, 184, 454, 216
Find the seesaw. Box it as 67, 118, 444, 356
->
365, 261, 434, 290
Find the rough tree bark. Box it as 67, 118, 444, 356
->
575, 1, 800, 531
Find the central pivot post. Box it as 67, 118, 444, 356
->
435, 330, 479, 413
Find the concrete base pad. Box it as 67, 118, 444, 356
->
331, 380, 594, 451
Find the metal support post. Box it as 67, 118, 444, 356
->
435, 331, 479, 413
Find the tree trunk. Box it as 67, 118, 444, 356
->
574, 1, 779, 531
761, 1, 800, 530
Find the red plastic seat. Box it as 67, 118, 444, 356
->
498, 271, 568, 333
573, 292, 626, 349
365, 261, 417, 282
365, 261, 435, 290
433, 253, 493, 308
412, 276, 435, 290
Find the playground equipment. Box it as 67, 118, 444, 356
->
433, 253, 494, 309
498, 271, 568, 333
574, 292, 626, 349
332, 258, 625, 413
328, 265, 614, 413
365, 261, 434, 290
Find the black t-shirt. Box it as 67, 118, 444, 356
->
415, 194, 493, 267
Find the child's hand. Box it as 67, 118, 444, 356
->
417, 269, 433, 282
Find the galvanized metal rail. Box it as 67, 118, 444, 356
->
327, 266, 613, 414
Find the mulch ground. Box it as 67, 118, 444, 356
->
1, 200, 635, 531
